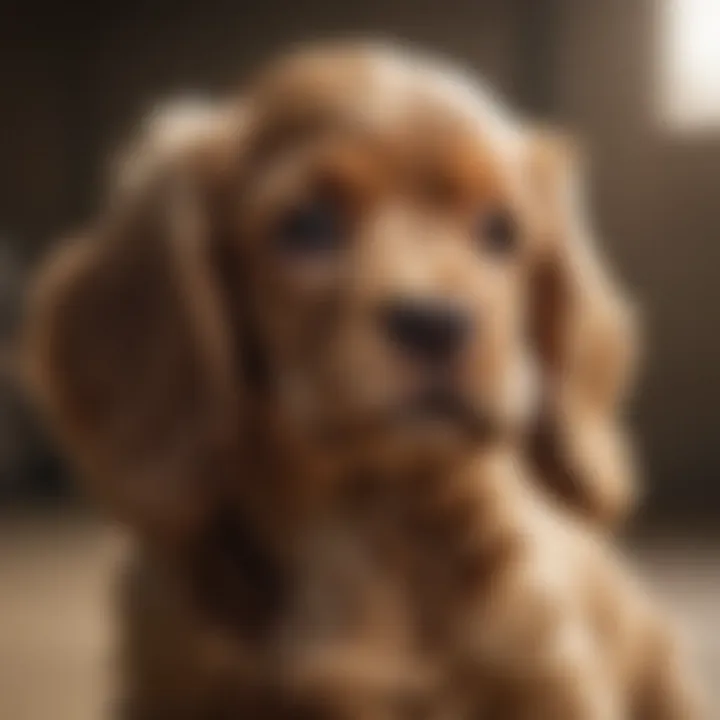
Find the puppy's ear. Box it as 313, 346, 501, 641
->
24, 104, 245, 543
526, 130, 639, 526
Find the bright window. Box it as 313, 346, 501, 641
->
663, 0, 720, 129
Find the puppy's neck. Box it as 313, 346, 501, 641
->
291, 441, 532, 585
242, 412, 531, 559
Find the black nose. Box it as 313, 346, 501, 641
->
381, 297, 470, 363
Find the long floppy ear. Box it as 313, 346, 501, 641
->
526, 130, 639, 527
24, 103, 245, 543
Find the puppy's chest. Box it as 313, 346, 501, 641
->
273, 488, 505, 717
174, 478, 514, 718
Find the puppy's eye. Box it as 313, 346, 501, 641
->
275, 199, 345, 256
474, 209, 517, 256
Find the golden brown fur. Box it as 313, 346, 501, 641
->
25, 43, 697, 719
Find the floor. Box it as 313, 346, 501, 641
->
0, 512, 717, 720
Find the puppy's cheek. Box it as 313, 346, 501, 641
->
331, 320, 404, 407
500, 352, 540, 430
465, 326, 537, 431
338, 343, 402, 412
277, 368, 324, 426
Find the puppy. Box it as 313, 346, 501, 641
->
25, 43, 695, 719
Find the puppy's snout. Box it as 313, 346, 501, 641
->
380, 298, 470, 363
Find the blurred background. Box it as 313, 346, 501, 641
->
0, 1, 718, 718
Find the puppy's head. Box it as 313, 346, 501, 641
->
25, 43, 637, 539
235, 48, 536, 466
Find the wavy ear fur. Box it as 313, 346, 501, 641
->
527, 130, 639, 526
24, 103, 245, 543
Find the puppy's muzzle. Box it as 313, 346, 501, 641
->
380, 297, 470, 365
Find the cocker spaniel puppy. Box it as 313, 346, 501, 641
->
26, 43, 695, 719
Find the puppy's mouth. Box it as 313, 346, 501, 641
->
390, 386, 495, 439
311, 385, 500, 448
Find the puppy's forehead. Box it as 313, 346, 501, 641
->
249, 44, 523, 162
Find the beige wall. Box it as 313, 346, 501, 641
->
551, 0, 720, 513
